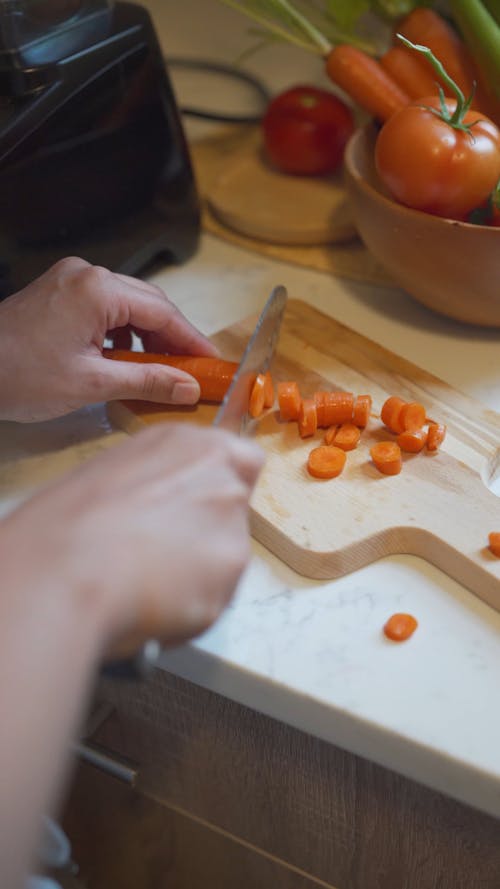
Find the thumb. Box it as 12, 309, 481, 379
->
93, 358, 201, 405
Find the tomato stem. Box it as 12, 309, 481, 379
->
396, 33, 476, 132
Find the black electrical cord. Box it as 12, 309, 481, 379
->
165, 56, 271, 123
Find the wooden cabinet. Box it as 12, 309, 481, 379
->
63, 670, 500, 889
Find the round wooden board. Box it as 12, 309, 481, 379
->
207, 146, 357, 246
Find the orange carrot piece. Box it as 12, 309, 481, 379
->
380, 396, 406, 434
383, 613, 418, 642
263, 371, 275, 409
397, 7, 485, 109
278, 381, 302, 421
352, 394, 372, 428
332, 422, 361, 452
249, 374, 266, 419
427, 422, 447, 452
307, 445, 346, 479
298, 398, 318, 438
370, 440, 402, 476
400, 401, 426, 433
325, 44, 410, 123
397, 428, 428, 453
488, 532, 500, 557
380, 45, 440, 100
314, 391, 354, 427
103, 349, 237, 402
324, 424, 339, 446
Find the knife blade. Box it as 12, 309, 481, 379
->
213, 284, 288, 435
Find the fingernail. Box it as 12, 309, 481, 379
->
172, 381, 200, 404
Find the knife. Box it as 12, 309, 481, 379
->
213, 284, 288, 434
100, 285, 287, 681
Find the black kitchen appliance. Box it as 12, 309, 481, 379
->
0, 0, 200, 298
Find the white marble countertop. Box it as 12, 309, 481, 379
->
2, 0, 500, 821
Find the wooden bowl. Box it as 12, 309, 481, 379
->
343, 125, 500, 327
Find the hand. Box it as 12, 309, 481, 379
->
0, 257, 219, 422
0, 423, 264, 652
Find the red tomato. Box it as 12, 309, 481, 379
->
262, 85, 355, 176
375, 97, 500, 220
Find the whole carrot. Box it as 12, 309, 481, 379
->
397, 7, 494, 114
380, 45, 439, 100
326, 44, 410, 123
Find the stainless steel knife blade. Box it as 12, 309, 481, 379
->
213, 285, 288, 435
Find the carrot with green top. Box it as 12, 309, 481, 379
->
326, 44, 410, 122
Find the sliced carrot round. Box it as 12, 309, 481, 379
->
307, 445, 346, 479
488, 532, 500, 557
383, 613, 418, 642
380, 396, 406, 434
249, 374, 266, 418
298, 398, 318, 438
263, 371, 275, 409
396, 428, 427, 453
427, 422, 447, 452
332, 422, 361, 451
352, 394, 372, 428
324, 424, 339, 445
400, 401, 426, 432
277, 381, 302, 421
370, 440, 402, 476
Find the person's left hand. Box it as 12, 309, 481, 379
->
0, 257, 219, 422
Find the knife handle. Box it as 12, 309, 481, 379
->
100, 638, 161, 681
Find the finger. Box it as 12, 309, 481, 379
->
217, 431, 265, 489
107, 278, 219, 358
90, 357, 201, 405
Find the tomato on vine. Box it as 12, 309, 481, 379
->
375, 36, 500, 221
262, 85, 355, 177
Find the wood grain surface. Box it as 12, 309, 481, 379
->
107, 299, 500, 611
207, 143, 356, 246
76, 671, 500, 889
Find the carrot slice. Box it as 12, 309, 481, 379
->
249, 374, 266, 419
383, 613, 418, 642
298, 398, 318, 438
324, 424, 339, 446
263, 371, 274, 409
325, 44, 410, 122
332, 423, 361, 451
103, 349, 238, 402
397, 429, 428, 453
488, 532, 500, 557
380, 396, 406, 434
277, 381, 302, 421
370, 441, 402, 476
352, 394, 372, 428
400, 401, 426, 432
307, 445, 346, 479
314, 391, 354, 427
427, 422, 447, 452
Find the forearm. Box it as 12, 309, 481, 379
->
0, 542, 109, 889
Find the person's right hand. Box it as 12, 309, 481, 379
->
0, 424, 264, 654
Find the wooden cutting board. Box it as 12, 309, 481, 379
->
107, 300, 500, 613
